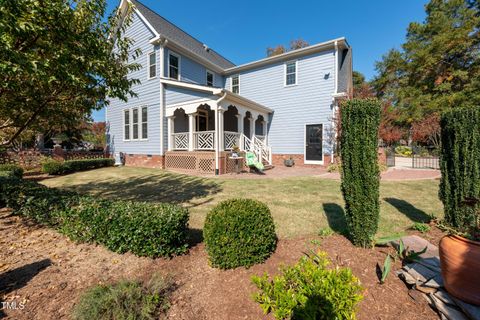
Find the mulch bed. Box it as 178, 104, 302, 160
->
0, 208, 442, 319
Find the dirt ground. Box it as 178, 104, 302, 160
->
0, 208, 443, 320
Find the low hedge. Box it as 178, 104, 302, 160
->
203, 198, 277, 269
0, 164, 23, 178
252, 251, 363, 319
0, 177, 189, 257
42, 158, 114, 175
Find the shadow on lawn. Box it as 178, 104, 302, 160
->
322, 203, 347, 234
64, 173, 222, 204
384, 197, 431, 223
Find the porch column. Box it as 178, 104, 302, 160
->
167, 116, 175, 151
249, 113, 257, 139
188, 112, 196, 151
236, 111, 245, 149
218, 108, 225, 152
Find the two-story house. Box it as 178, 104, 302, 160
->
107, 0, 352, 174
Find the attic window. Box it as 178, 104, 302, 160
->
206, 70, 214, 87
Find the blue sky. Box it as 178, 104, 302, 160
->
93, 0, 428, 121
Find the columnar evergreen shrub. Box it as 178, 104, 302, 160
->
42, 158, 114, 175
0, 178, 189, 257
252, 251, 363, 320
0, 164, 24, 178
439, 107, 480, 230
203, 198, 277, 269
340, 98, 381, 247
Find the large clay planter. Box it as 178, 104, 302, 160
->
439, 235, 480, 305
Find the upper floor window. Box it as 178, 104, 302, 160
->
285, 61, 297, 86
169, 52, 180, 80
124, 110, 130, 140
206, 70, 214, 87
141, 106, 148, 139
231, 75, 239, 94
148, 52, 156, 78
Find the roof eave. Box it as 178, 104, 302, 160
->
223, 37, 349, 75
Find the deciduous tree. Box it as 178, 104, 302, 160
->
0, 0, 140, 147
372, 0, 480, 122
266, 38, 309, 57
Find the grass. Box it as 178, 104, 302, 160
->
42, 166, 443, 239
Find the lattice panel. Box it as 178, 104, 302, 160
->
173, 133, 188, 150
195, 131, 214, 150
224, 132, 239, 150
165, 151, 215, 174
165, 154, 196, 170
198, 159, 214, 172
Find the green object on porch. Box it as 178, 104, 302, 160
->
246, 152, 264, 171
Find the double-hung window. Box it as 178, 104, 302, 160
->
124, 110, 130, 140
132, 108, 139, 140
206, 70, 214, 87
141, 106, 148, 139
231, 75, 239, 94
285, 61, 297, 86
169, 52, 180, 80
148, 52, 156, 78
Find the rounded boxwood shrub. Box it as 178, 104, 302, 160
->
203, 198, 277, 269
0, 164, 23, 178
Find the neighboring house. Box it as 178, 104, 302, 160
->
107, 0, 352, 174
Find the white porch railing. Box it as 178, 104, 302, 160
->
194, 131, 215, 150
171, 131, 272, 165
173, 132, 188, 150
224, 131, 240, 150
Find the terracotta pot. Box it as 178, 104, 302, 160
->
439, 235, 480, 305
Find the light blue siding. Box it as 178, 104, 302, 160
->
225, 50, 336, 156
164, 48, 224, 87
106, 11, 162, 155
164, 86, 215, 105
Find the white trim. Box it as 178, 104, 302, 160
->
206, 69, 214, 87
127, 0, 160, 37
334, 40, 338, 94
147, 51, 157, 79
304, 123, 324, 165
224, 37, 349, 75
168, 51, 181, 80
284, 60, 298, 87
159, 45, 165, 155
161, 78, 222, 94
231, 74, 240, 94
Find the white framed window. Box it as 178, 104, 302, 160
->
141, 106, 148, 139
206, 70, 214, 87
132, 108, 139, 140
148, 51, 156, 78
285, 61, 297, 86
124, 110, 130, 140
168, 52, 180, 80
231, 75, 240, 94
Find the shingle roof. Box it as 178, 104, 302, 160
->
131, 0, 235, 70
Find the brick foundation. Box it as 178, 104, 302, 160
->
272, 154, 332, 167
124, 154, 165, 169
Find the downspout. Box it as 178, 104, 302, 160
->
332, 40, 339, 164
215, 91, 228, 175
159, 44, 165, 159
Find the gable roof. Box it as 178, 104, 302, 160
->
130, 0, 235, 70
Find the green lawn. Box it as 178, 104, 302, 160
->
42, 166, 443, 239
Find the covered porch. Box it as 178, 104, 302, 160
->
163, 85, 272, 174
